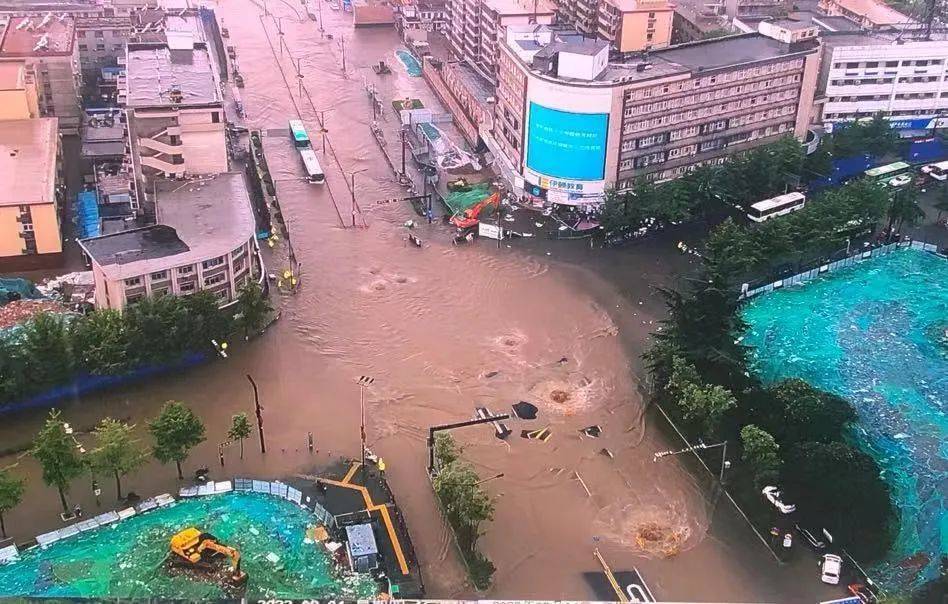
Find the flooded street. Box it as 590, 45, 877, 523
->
0, 3, 842, 601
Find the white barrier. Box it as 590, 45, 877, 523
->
0, 544, 18, 564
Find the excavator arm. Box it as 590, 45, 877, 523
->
199, 540, 242, 573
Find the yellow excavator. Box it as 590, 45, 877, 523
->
169, 527, 248, 586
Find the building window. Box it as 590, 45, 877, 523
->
96, 43, 106, 51
152, 287, 170, 297
179, 281, 196, 293
231, 244, 245, 257
78, 44, 88, 51
125, 277, 142, 287
94, 30, 104, 38
234, 258, 246, 273
202, 256, 224, 270
112, 44, 123, 51
22, 222, 34, 232
178, 265, 194, 274
211, 112, 220, 123
204, 273, 227, 287
126, 294, 144, 304
151, 270, 168, 281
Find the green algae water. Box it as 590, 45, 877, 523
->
742, 249, 948, 589
0, 492, 377, 599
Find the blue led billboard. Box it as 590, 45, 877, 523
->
526, 103, 609, 181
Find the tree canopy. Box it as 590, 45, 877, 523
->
0, 466, 25, 538
88, 418, 147, 500
227, 413, 252, 459
30, 409, 85, 513
149, 401, 206, 479
739, 425, 780, 489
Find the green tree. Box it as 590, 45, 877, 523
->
862, 112, 900, 156
234, 281, 273, 337
782, 441, 897, 560
123, 296, 190, 365
434, 432, 461, 468
181, 291, 230, 351
20, 312, 72, 390
678, 382, 736, 435
886, 186, 925, 234
804, 137, 834, 180
0, 337, 27, 404
739, 425, 780, 489
31, 409, 85, 513
0, 466, 25, 539
69, 310, 129, 375
935, 182, 948, 221
433, 461, 495, 553
149, 401, 206, 479
227, 413, 252, 459
87, 418, 146, 500
746, 379, 856, 445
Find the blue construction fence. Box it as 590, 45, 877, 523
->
809, 137, 946, 189
0, 352, 208, 415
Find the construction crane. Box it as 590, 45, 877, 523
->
169, 527, 248, 586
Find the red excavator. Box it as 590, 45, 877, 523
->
450, 192, 500, 229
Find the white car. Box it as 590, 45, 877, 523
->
821, 553, 843, 585
887, 174, 912, 187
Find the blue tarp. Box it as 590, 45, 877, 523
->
75, 190, 100, 239
809, 153, 874, 189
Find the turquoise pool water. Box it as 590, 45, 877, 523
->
742, 249, 947, 588
0, 493, 376, 599
394, 50, 422, 77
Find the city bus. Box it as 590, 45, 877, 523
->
289, 119, 310, 148
747, 192, 806, 223
299, 148, 325, 184
864, 161, 911, 181
921, 160, 948, 181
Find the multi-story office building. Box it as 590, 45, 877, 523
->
596, 0, 673, 52
121, 41, 228, 186
817, 31, 948, 131
0, 117, 63, 269
0, 60, 39, 119
817, 0, 910, 30
79, 172, 261, 310
489, 25, 820, 204
0, 14, 82, 133
446, 0, 556, 82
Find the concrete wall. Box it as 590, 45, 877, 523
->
0, 88, 38, 119
0, 202, 61, 258
179, 110, 227, 174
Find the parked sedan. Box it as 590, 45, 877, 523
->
887, 174, 913, 187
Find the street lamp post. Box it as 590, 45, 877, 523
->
357, 376, 374, 472
654, 440, 730, 484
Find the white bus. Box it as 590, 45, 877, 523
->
864, 161, 910, 181
299, 148, 325, 184
747, 192, 806, 223
921, 160, 948, 181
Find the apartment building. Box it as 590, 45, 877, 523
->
79, 172, 260, 310
818, 32, 948, 131
446, 0, 556, 82
0, 14, 82, 133
596, 0, 673, 52
817, 0, 910, 30
0, 60, 39, 119
0, 118, 63, 269
75, 16, 131, 82
122, 41, 227, 187
490, 26, 820, 204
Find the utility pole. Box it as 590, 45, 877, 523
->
357, 376, 374, 473
348, 168, 366, 227
246, 374, 266, 454
276, 17, 284, 56
400, 127, 407, 176
296, 57, 303, 97
317, 0, 324, 36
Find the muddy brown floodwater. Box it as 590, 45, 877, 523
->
0, 2, 845, 602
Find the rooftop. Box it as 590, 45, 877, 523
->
125, 44, 220, 108
484, 0, 554, 15
786, 10, 863, 32
0, 118, 59, 207
770, 18, 817, 30
80, 173, 256, 279
0, 60, 24, 89
826, 0, 911, 26
0, 14, 75, 57
608, 0, 672, 11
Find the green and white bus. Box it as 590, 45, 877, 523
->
864, 161, 911, 181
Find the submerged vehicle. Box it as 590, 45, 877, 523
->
169, 527, 248, 586
450, 192, 500, 229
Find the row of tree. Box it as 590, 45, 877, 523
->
0, 281, 272, 407
645, 226, 900, 560
431, 434, 496, 590
600, 136, 806, 233
0, 403, 255, 538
